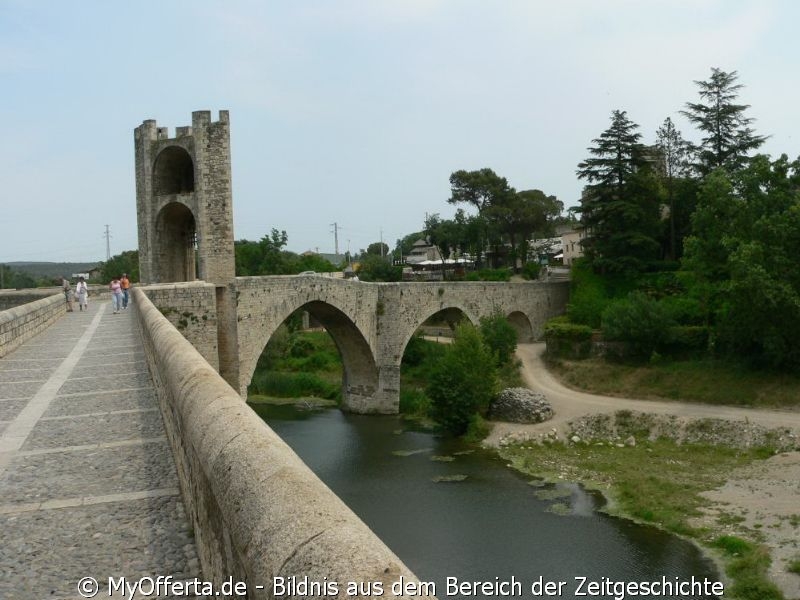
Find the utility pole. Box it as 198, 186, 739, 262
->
380, 228, 384, 259
330, 222, 339, 256
104, 225, 112, 260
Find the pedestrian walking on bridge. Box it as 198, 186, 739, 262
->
121, 273, 131, 309
109, 276, 122, 314
75, 276, 89, 311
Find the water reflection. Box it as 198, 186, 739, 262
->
250, 404, 721, 600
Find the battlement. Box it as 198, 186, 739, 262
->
136, 110, 228, 142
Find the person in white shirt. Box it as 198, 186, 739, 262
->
75, 276, 89, 311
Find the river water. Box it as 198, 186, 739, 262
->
251, 403, 722, 600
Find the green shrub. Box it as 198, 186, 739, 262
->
543, 317, 593, 359
567, 262, 609, 328
660, 295, 705, 325
479, 311, 518, 365
664, 326, 710, 356
427, 323, 497, 435
788, 558, 800, 575
601, 292, 674, 359
544, 317, 592, 341
288, 337, 315, 357
402, 334, 428, 367
399, 388, 431, 417
465, 268, 512, 282
249, 371, 339, 400
521, 262, 541, 280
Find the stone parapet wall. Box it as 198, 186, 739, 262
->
0, 293, 65, 358
0, 288, 62, 311
139, 281, 219, 371
131, 287, 429, 599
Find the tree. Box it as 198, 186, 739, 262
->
448, 168, 516, 267
655, 117, 693, 260
427, 323, 498, 435
448, 168, 515, 214
366, 242, 389, 257
681, 68, 767, 175
100, 250, 139, 282
711, 155, 800, 369
479, 311, 518, 366
577, 110, 662, 274
424, 213, 463, 278
357, 254, 402, 282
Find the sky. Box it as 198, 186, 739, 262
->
1, 0, 798, 263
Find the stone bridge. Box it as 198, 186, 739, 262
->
142, 276, 569, 413
131, 110, 569, 413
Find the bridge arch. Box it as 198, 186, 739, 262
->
242, 296, 380, 413
507, 310, 534, 343
398, 303, 480, 366
153, 145, 195, 196
154, 202, 196, 282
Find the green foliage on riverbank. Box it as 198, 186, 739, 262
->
247, 328, 342, 401
547, 356, 800, 408
500, 438, 783, 600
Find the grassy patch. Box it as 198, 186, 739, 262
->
249, 371, 339, 400
548, 356, 800, 408
499, 439, 783, 598
787, 558, 800, 575
246, 394, 337, 407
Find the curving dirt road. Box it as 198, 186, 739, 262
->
485, 343, 800, 446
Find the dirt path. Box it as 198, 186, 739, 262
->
485, 343, 800, 599
485, 343, 800, 445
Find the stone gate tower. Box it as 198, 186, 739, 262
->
134, 110, 235, 285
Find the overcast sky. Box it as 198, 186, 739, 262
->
1, 0, 798, 263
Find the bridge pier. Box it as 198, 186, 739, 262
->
341, 363, 400, 414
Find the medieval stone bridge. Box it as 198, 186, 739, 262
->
143, 276, 569, 413
0, 109, 570, 597
131, 110, 569, 412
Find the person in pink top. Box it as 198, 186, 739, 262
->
109, 276, 123, 314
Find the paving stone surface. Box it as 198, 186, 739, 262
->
45, 388, 157, 418
0, 303, 201, 599
0, 399, 28, 421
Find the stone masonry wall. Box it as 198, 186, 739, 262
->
139, 277, 569, 413
131, 287, 430, 599
0, 293, 65, 358
0, 289, 62, 311
140, 282, 219, 371
234, 277, 569, 413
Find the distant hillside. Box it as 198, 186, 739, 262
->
5, 262, 101, 280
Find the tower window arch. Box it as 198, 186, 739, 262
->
153, 146, 194, 195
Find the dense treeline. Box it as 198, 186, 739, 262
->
561, 67, 800, 371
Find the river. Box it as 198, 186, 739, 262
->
250, 403, 722, 599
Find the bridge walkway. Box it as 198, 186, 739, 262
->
0, 301, 200, 598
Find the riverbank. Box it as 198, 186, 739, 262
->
484, 343, 800, 600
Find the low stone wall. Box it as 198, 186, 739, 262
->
0, 288, 62, 311
0, 293, 65, 358
131, 287, 430, 599
139, 282, 219, 371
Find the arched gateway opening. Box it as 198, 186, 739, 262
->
154, 202, 196, 282
247, 302, 380, 413
507, 311, 534, 343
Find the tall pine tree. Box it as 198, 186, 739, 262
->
655, 117, 693, 260
577, 110, 661, 274
681, 68, 767, 174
